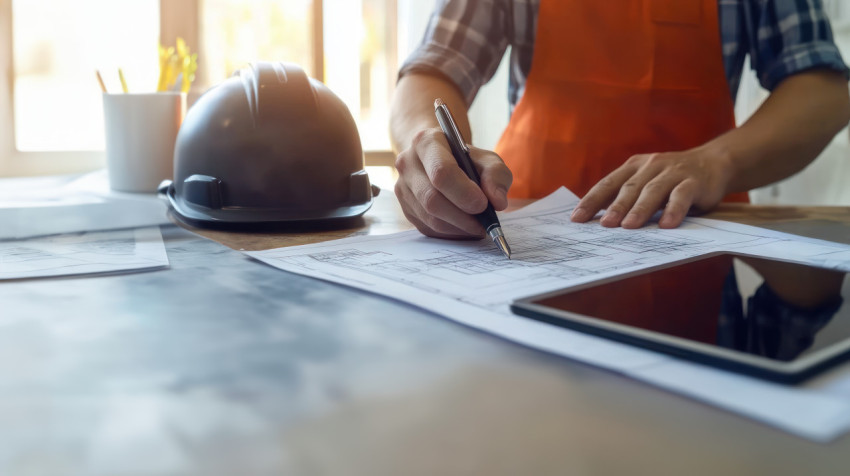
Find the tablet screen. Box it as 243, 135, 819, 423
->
516, 254, 850, 369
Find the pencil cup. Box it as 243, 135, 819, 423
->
103, 92, 186, 193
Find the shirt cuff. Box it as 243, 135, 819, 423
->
398, 45, 485, 107
760, 41, 850, 91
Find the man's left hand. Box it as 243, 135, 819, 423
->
569, 147, 733, 229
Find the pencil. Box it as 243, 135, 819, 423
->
118, 68, 129, 93
95, 70, 108, 93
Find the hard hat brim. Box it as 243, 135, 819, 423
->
163, 182, 373, 228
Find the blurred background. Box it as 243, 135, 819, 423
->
1, 0, 400, 187
1, 0, 849, 203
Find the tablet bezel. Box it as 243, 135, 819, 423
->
510, 252, 850, 384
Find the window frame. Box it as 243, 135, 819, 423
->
0, 0, 106, 176
0, 0, 396, 177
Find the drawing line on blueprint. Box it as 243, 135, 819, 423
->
255, 197, 850, 312
270, 211, 738, 310
0, 228, 168, 279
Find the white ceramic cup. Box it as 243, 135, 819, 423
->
103, 92, 187, 193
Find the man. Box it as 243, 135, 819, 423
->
390, 0, 850, 239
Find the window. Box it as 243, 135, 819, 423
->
1, 0, 399, 177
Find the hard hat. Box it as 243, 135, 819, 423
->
159, 61, 377, 227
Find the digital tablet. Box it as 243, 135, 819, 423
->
511, 253, 850, 383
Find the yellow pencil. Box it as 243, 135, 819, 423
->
117, 68, 129, 93
95, 70, 108, 93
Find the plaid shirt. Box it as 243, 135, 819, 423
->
400, 0, 848, 108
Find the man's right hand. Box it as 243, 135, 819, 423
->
393, 127, 513, 239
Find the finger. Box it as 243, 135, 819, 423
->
399, 140, 484, 235
598, 167, 663, 228
658, 179, 698, 229
620, 176, 677, 229
395, 180, 475, 238
571, 160, 643, 223
395, 180, 482, 238
414, 129, 488, 215
469, 147, 512, 211
408, 173, 485, 236
406, 211, 479, 240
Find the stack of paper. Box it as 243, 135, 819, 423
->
0, 171, 170, 279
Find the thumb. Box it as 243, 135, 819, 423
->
470, 147, 512, 211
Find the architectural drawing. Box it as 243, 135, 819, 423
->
247, 189, 850, 441
262, 204, 814, 311
0, 227, 168, 280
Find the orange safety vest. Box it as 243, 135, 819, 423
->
495, 0, 749, 203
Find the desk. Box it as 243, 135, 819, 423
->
1, 191, 849, 475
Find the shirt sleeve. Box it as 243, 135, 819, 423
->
398, 0, 511, 106
745, 0, 849, 91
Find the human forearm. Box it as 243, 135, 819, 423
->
390, 73, 472, 153
714, 69, 850, 193
572, 69, 850, 229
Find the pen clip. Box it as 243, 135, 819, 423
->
435, 99, 469, 154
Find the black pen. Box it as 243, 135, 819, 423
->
434, 98, 512, 259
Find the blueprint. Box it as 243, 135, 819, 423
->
0, 226, 169, 280
247, 188, 850, 442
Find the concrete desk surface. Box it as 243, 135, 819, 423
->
2, 190, 850, 476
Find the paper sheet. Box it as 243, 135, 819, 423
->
0, 171, 170, 240
247, 188, 850, 442
0, 226, 169, 280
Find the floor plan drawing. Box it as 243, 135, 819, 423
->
0, 227, 169, 280
247, 188, 850, 442
255, 191, 844, 312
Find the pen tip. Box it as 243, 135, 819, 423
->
434, 98, 444, 109
492, 234, 512, 260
